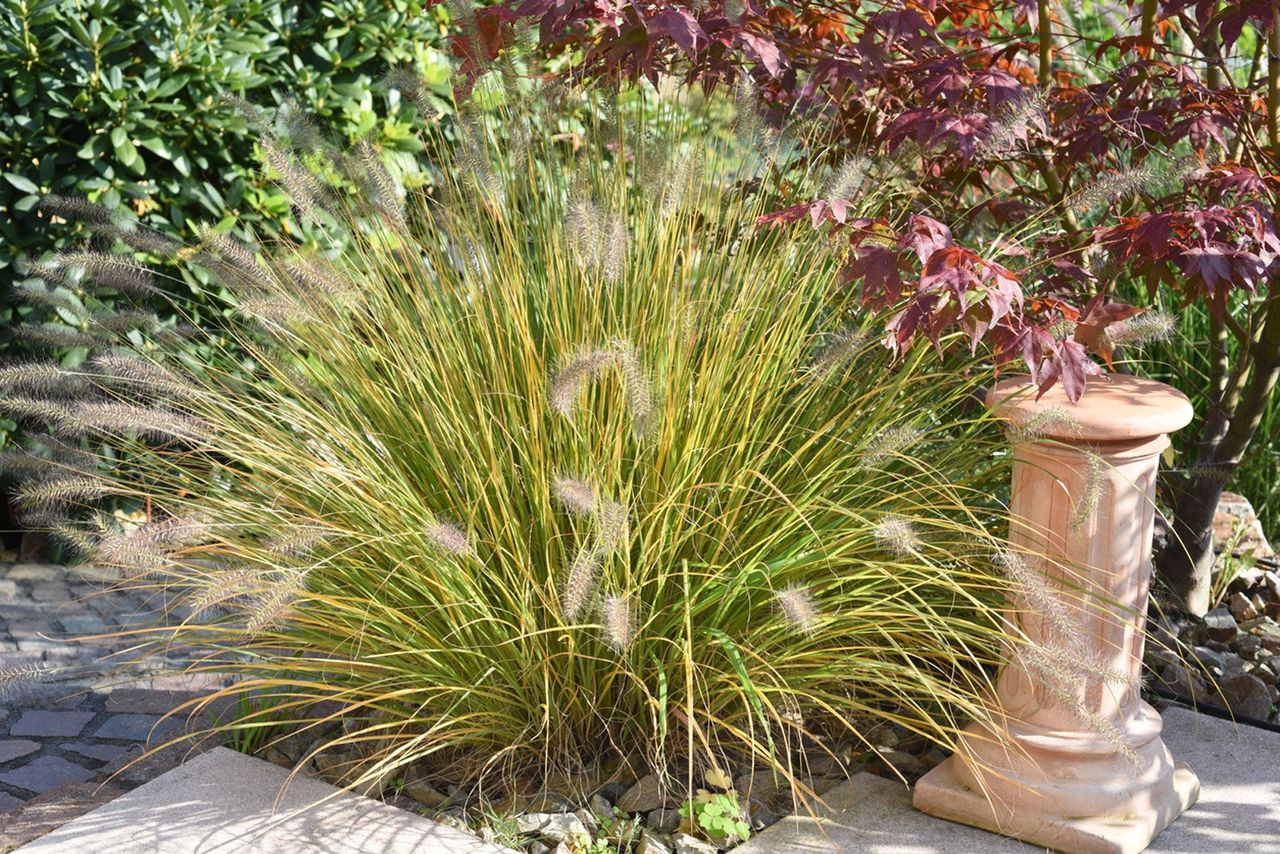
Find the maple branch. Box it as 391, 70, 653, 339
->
1139, 0, 1158, 44
1037, 0, 1053, 88
1269, 7, 1280, 150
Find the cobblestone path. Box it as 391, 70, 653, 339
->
0, 562, 228, 849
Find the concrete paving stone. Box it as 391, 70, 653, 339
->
6, 565, 64, 582
0, 741, 41, 764
0, 578, 20, 602
29, 584, 69, 603
0, 790, 24, 811
14, 746, 517, 853
69, 565, 122, 583
92, 714, 181, 742
59, 742, 132, 763
735, 706, 1279, 854
56, 614, 108, 636
0, 781, 124, 852
104, 688, 207, 716
10, 711, 96, 738
0, 756, 95, 795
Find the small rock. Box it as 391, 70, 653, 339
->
1219, 672, 1274, 720
618, 773, 665, 813
746, 798, 780, 831
1238, 633, 1262, 660
402, 778, 448, 808
647, 807, 681, 834
1203, 608, 1239, 643
589, 793, 613, 817
1158, 661, 1207, 701
514, 812, 589, 843
1230, 591, 1259, 622
552, 843, 572, 854
528, 843, 551, 854
875, 747, 925, 777
574, 807, 598, 836
672, 832, 719, 854
597, 780, 629, 803
637, 832, 673, 854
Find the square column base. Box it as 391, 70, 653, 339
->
912, 757, 1200, 854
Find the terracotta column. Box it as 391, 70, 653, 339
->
913, 374, 1200, 854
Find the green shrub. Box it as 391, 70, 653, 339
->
0, 0, 451, 423
3, 85, 1018, 798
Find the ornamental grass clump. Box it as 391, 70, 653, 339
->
6, 85, 1020, 802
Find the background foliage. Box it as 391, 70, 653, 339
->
0, 0, 452, 435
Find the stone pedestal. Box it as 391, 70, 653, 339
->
913, 374, 1200, 854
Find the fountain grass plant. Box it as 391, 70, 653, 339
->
4, 82, 1022, 806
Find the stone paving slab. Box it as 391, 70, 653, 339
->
735, 707, 1279, 853
13, 747, 517, 853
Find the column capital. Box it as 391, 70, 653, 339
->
988, 374, 1194, 443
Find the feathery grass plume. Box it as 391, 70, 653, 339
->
14, 324, 100, 350
1007, 405, 1083, 444
775, 584, 819, 634
1188, 462, 1235, 484
993, 549, 1089, 660
0, 439, 97, 479
265, 526, 336, 558
426, 519, 475, 558
382, 65, 433, 114
807, 326, 869, 381
262, 137, 329, 222
0, 660, 48, 701
354, 139, 406, 231
39, 194, 117, 227
185, 567, 260, 618
87, 308, 161, 334
601, 594, 636, 652
732, 74, 767, 146
566, 191, 604, 273
88, 354, 201, 401
60, 402, 210, 443
281, 257, 360, 305
13, 281, 87, 317
660, 144, 703, 219
594, 499, 630, 556
222, 92, 271, 129
97, 220, 183, 257
553, 476, 598, 517
0, 395, 71, 424
0, 362, 84, 396
198, 227, 262, 279
51, 523, 97, 559
244, 571, 309, 636
860, 424, 925, 467
53, 251, 160, 298
94, 514, 212, 575
1013, 642, 1141, 768
562, 548, 600, 621
615, 341, 654, 439
550, 348, 616, 416
823, 154, 872, 202
603, 212, 628, 285
1069, 163, 1169, 216
1102, 311, 1177, 348
978, 90, 1046, 160
1069, 453, 1106, 532
874, 515, 922, 557
15, 475, 112, 509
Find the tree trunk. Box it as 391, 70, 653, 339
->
1157, 295, 1280, 614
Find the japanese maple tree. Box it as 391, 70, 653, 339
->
451, 0, 1280, 615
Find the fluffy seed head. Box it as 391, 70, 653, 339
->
1007, 406, 1083, 444
244, 571, 309, 636
0, 660, 48, 700
0, 362, 84, 396
549, 349, 615, 417
602, 594, 636, 651
861, 424, 925, 467
60, 402, 210, 443
874, 515, 922, 557
562, 548, 599, 621
1102, 312, 1176, 348
775, 585, 818, 634
554, 476, 598, 517
808, 327, 869, 381
426, 520, 474, 558
823, 155, 872, 202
